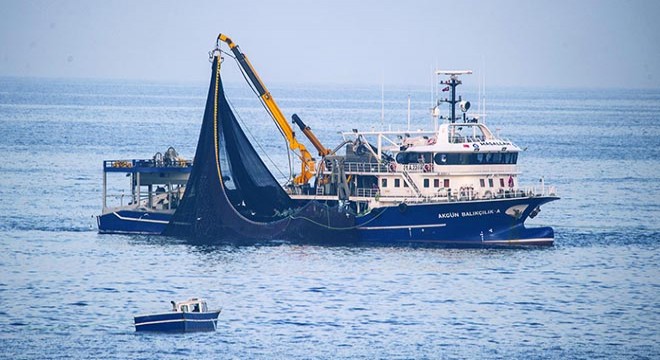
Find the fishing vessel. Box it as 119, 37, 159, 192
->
134, 298, 221, 332
97, 147, 191, 234
161, 34, 559, 246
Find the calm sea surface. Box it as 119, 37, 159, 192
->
0, 76, 659, 359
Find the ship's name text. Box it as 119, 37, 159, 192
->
438, 209, 500, 219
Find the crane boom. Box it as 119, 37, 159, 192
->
217, 33, 320, 185
292, 114, 331, 157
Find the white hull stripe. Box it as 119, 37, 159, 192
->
351, 237, 553, 245
135, 318, 217, 327
481, 238, 553, 245
358, 223, 447, 230
113, 212, 170, 224
99, 230, 161, 235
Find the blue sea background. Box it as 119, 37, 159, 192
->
0, 74, 659, 359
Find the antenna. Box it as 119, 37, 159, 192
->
380, 72, 384, 129
407, 94, 411, 131
478, 69, 482, 116
482, 63, 487, 125
431, 64, 436, 130
436, 70, 472, 123
430, 64, 434, 113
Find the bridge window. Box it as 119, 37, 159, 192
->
434, 152, 518, 165
488, 179, 494, 187
444, 179, 450, 188
423, 179, 430, 188
499, 178, 505, 187
396, 152, 433, 164
381, 178, 387, 188
480, 179, 485, 187
459, 154, 472, 164
434, 179, 440, 188
503, 153, 518, 164
395, 179, 400, 187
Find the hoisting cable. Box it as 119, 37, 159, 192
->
225, 97, 290, 181
286, 203, 390, 230
227, 50, 296, 183
221, 49, 294, 183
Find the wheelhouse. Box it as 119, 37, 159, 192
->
395, 151, 518, 165
172, 298, 209, 313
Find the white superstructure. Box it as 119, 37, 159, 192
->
290, 71, 555, 213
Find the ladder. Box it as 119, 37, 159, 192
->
401, 169, 423, 197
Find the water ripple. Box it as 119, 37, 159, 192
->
1, 80, 659, 358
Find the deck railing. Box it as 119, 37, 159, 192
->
340, 162, 391, 173
104, 159, 193, 170
325, 161, 517, 175
353, 184, 557, 202
356, 188, 379, 198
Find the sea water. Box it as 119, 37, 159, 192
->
0, 77, 658, 359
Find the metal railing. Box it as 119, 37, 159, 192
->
340, 162, 391, 173
325, 161, 516, 175
104, 159, 193, 169
356, 188, 379, 197
448, 135, 514, 146
352, 184, 557, 202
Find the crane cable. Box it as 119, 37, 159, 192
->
220, 49, 294, 183
225, 98, 290, 181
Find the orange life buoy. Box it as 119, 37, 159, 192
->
389, 162, 397, 172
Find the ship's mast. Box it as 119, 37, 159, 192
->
436, 70, 472, 123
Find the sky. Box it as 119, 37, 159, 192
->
1, 0, 659, 88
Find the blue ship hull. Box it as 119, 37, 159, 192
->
354, 196, 558, 246
134, 311, 221, 332
97, 210, 172, 235
99, 197, 557, 246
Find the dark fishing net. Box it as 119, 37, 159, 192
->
164, 56, 356, 243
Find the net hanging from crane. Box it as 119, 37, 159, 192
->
164, 55, 356, 243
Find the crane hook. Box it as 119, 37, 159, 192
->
208, 43, 222, 63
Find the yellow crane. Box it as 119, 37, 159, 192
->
217, 34, 330, 186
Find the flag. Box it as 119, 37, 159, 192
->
442, 86, 450, 92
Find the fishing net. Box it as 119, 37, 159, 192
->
164, 56, 356, 243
